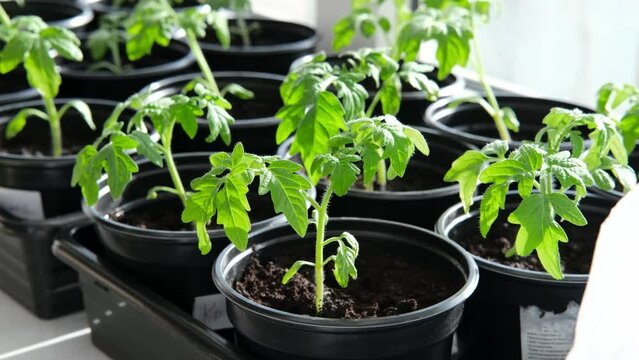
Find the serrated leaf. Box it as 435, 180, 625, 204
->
216, 175, 251, 250
24, 40, 60, 98
403, 126, 429, 156
331, 155, 361, 196
479, 182, 508, 237
332, 16, 355, 51
0, 31, 35, 73
592, 168, 615, 191
379, 75, 401, 115
40, 27, 82, 61
547, 192, 587, 226
71, 145, 102, 205
444, 150, 489, 212
332, 232, 359, 287
263, 160, 311, 237
130, 131, 164, 167
102, 144, 139, 199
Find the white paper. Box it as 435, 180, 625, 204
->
0, 186, 44, 220
192, 294, 233, 330
520, 302, 579, 360
568, 186, 639, 360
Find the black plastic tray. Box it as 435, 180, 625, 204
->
53, 224, 256, 360
0, 210, 87, 318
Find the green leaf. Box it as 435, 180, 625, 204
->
282, 260, 315, 284
207, 11, 230, 48
130, 131, 164, 167
103, 143, 139, 199
403, 126, 429, 156
40, 27, 82, 61
216, 174, 251, 250
536, 237, 563, 280
4, 108, 48, 139
444, 150, 489, 212
332, 232, 359, 287
547, 192, 587, 226
205, 102, 234, 145
263, 160, 311, 237
332, 16, 355, 51
196, 222, 212, 255
172, 100, 202, 139
331, 154, 361, 196
58, 100, 95, 130
479, 159, 528, 183
611, 164, 636, 193
479, 182, 508, 237
24, 40, 60, 98
383, 125, 415, 178
501, 107, 519, 132
0, 31, 35, 73
222, 83, 254, 100
592, 168, 615, 191
508, 193, 567, 257
379, 75, 401, 115
71, 145, 102, 205
290, 91, 347, 181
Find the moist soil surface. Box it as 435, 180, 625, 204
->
234, 238, 465, 319
204, 20, 310, 47
456, 219, 596, 274
112, 194, 277, 231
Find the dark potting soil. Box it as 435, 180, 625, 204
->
456, 220, 595, 274
61, 44, 187, 73
227, 96, 280, 120
0, 72, 30, 93
235, 239, 465, 319
0, 113, 99, 156
112, 194, 278, 231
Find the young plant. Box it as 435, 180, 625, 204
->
202, 0, 257, 47
125, 0, 230, 94
87, 11, 129, 73
597, 83, 639, 155
0, 11, 94, 157
71, 83, 243, 237
334, 0, 516, 142
444, 107, 636, 279
279, 52, 429, 191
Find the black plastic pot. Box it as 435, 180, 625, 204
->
84, 153, 306, 313
0, 98, 120, 218
1, 0, 93, 31
278, 127, 474, 229
145, 72, 284, 155
197, 19, 317, 74
436, 192, 615, 360
53, 224, 256, 360
0, 210, 87, 318
424, 96, 593, 147
213, 218, 479, 360
59, 38, 195, 101
0, 69, 39, 106
291, 54, 466, 125
90, 0, 201, 14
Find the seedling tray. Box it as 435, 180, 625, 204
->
53, 224, 256, 360
0, 210, 87, 318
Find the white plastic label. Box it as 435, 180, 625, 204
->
520, 302, 580, 360
0, 187, 44, 220
193, 294, 233, 330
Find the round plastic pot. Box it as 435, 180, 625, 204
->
0, 98, 120, 218
145, 71, 284, 155
291, 54, 466, 126
197, 19, 317, 74
58, 39, 194, 101
424, 96, 594, 147
84, 153, 310, 312
278, 127, 474, 229
435, 191, 615, 360
90, 0, 202, 17
1, 0, 93, 31
213, 217, 478, 360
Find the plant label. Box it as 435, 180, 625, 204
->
193, 294, 233, 330
519, 301, 579, 360
0, 187, 44, 220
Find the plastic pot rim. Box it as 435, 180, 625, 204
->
213, 217, 479, 330
59, 40, 195, 80
197, 18, 318, 55
434, 191, 614, 285
2, 0, 95, 30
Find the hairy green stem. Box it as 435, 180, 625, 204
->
162, 123, 188, 206
366, 90, 382, 117
470, 19, 510, 142
376, 158, 387, 191
314, 182, 334, 315
0, 5, 11, 26
185, 29, 220, 95
43, 97, 62, 157
110, 41, 122, 74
